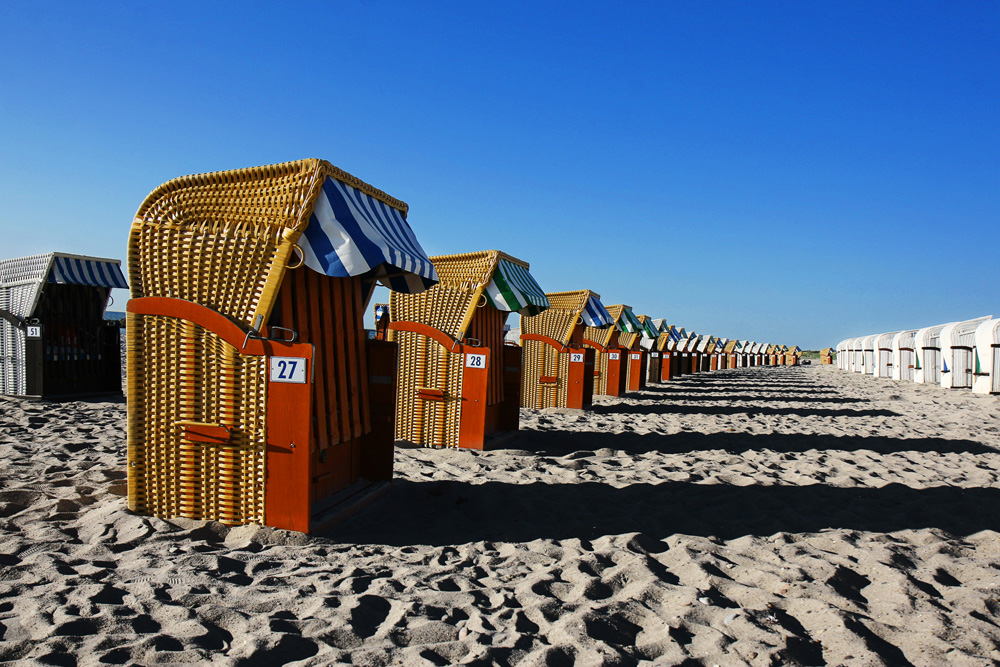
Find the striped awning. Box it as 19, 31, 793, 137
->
299, 176, 439, 294
581, 295, 613, 327
617, 308, 643, 334
640, 318, 659, 339
483, 259, 549, 316
669, 326, 682, 342
48, 255, 128, 289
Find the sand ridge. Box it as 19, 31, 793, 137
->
1, 364, 1000, 665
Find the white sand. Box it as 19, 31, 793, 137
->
2, 364, 1000, 666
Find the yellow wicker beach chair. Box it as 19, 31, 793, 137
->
126, 158, 437, 534
519, 290, 612, 409
388, 250, 548, 449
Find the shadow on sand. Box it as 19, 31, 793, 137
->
332, 477, 1000, 546
507, 429, 998, 457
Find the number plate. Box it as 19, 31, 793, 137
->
465, 353, 487, 369
608, 352, 620, 360
652, 353, 660, 358
631, 353, 640, 360
270, 357, 307, 383
569, 353, 584, 363
26, 326, 41, 338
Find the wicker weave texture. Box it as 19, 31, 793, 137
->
585, 325, 615, 350
594, 351, 609, 395
520, 339, 560, 408
127, 314, 266, 525
393, 330, 464, 447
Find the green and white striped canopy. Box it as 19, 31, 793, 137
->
617, 308, 644, 334
640, 318, 659, 339
483, 259, 550, 316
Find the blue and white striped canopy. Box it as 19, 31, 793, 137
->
299, 177, 439, 294
581, 295, 613, 327
668, 326, 682, 342
49, 255, 128, 289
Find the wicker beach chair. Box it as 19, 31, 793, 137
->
520, 290, 612, 409
0, 252, 127, 398
126, 158, 438, 533
388, 250, 548, 449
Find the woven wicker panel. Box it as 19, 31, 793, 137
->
522, 307, 579, 344
594, 351, 609, 395
584, 325, 615, 349
127, 313, 266, 525
393, 330, 464, 447
429, 250, 500, 289
520, 339, 565, 409
656, 333, 670, 352
619, 332, 639, 351
605, 304, 625, 322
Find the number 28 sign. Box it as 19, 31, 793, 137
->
270, 357, 308, 383
465, 353, 487, 369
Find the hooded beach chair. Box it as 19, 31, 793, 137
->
389, 250, 548, 449
520, 290, 611, 410
872, 333, 898, 377
914, 324, 950, 384
820, 347, 833, 365
643, 318, 667, 383
890, 331, 916, 380
125, 158, 438, 534
940, 316, 992, 389
0, 252, 127, 398
602, 305, 648, 392
972, 319, 1000, 395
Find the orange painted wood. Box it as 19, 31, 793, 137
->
417, 387, 446, 401
521, 333, 568, 352
660, 352, 672, 381
582, 337, 607, 352
566, 347, 592, 409
458, 346, 490, 449
498, 344, 521, 432
604, 350, 624, 397
177, 422, 231, 444
627, 351, 644, 392
539, 375, 559, 384
264, 342, 314, 533
128, 297, 271, 355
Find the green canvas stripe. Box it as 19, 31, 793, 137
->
500, 260, 548, 307
489, 266, 522, 311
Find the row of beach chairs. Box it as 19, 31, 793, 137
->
0, 159, 801, 534
836, 316, 1000, 394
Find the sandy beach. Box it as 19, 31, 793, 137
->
2, 363, 1000, 666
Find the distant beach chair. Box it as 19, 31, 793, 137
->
520, 290, 611, 410
601, 305, 649, 392
0, 252, 127, 398
939, 316, 991, 389
820, 347, 834, 365
125, 158, 438, 533
914, 324, 950, 384
890, 331, 916, 380
972, 319, 1000, 395
388, 250, 548, 449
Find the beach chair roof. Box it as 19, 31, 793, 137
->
523, 289, 611, 346
393, 249, 549, 341
637, 315, 660, 340
607, 305, 643, 334
723, 340, 738, 353
131, 159, 438, 328
0, 252, 127, 320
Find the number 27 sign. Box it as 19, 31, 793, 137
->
270, 357, 308, 383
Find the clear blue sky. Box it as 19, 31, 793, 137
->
2, 2, 997, 349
